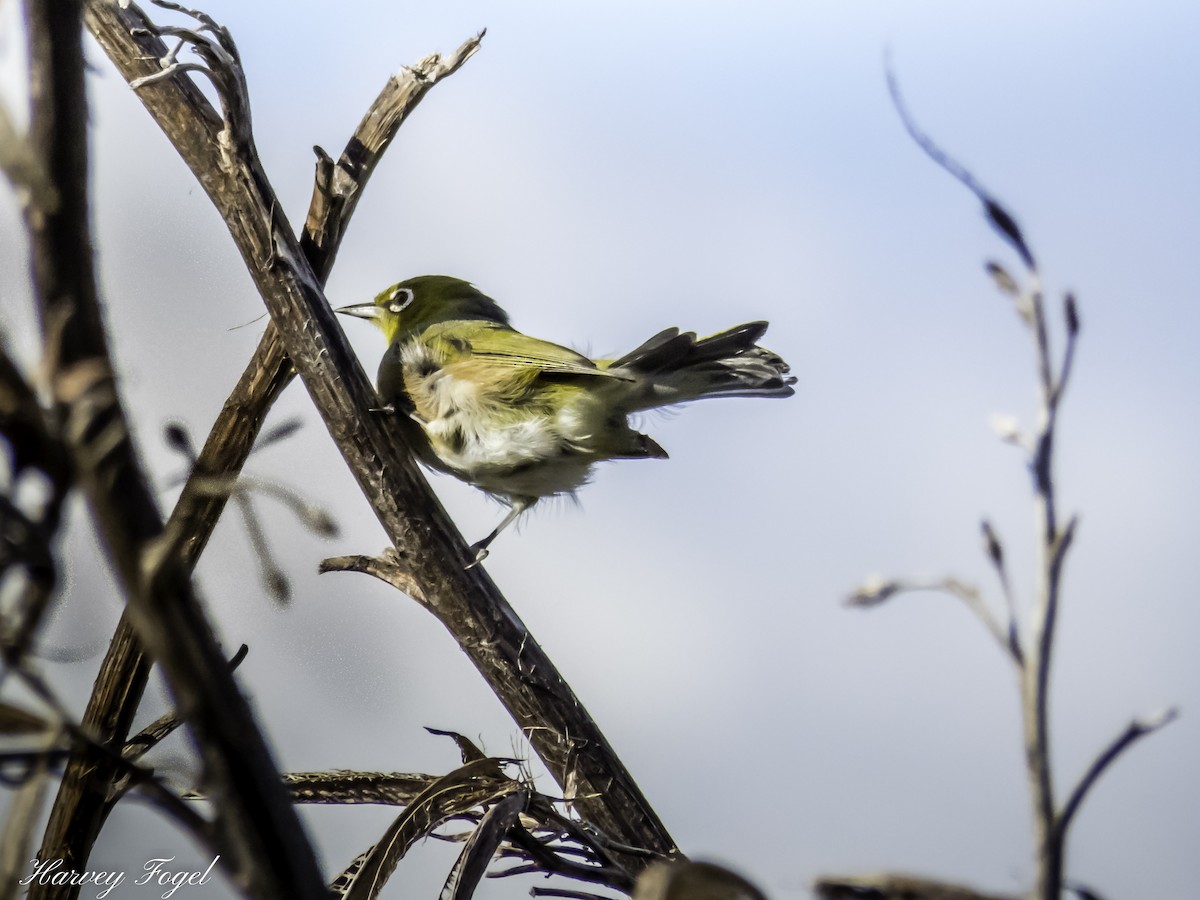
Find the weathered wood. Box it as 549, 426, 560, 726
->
61, 0, 675, 883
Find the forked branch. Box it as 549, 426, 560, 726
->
78, 0, 675, 879
833, 70, 1178, 900
34, 3, 486, 886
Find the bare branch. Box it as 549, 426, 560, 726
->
1054, 293, 1080, 406
167, 29, 484, 573
280, 770, 436, 805
846, 576, 1019, 665
503, 825, 633, 893
882, 68, 1166, 900
320, 545, 677, 860
886, 58, 1036, 273
320, 552, 429, 606
301, 31, 485, 274
1057, 708, 1180, 840
980, 520, 1023, 666
120, 643, 248, 762
11, 666, 213, 855
32, 4, 484, 881
440, 788, 528, 900
331, 758, 518, 900
87, 0, 673, 873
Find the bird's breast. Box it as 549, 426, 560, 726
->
394, 337, 650, 500
395, 343, 584, 498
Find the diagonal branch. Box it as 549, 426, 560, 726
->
319, 549, 678, 865
845, 576, 1020, 666
77, 0, 676, 878
163, 28, 484, 572
1056, 708, 1179, 841
35, 3, 484, 881
86, 0, 675, 868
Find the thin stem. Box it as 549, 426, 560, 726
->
36, 6, 481, 882
1022, 275, 1074, 900
82, 0, 674, 876
1029, 278, 1056, 406
1053, 293, 1080, 408
121, 643, 248, 762
1058, 711, 1178, 841
845, 577, 1020, 666
981, 520, 1024, 667
12, 667, 213, 847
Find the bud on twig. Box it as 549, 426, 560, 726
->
845, 576, 901, 608
1064, 292, 1080, 337
989, 413, 1026, 448
985, 261, 1019, 297
163, 421, 196, 460
981, 520, 1003, 568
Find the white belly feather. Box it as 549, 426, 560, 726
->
402, 341, 602, 500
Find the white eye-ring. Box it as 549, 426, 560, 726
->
387, 287, 415, 314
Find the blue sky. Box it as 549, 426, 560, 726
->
2, 1, 1198, 897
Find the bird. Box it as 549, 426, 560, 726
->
336, 275, 795, 565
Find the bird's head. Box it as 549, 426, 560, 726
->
336, 275, 509, 343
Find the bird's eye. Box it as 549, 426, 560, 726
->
387, 287, 415, 315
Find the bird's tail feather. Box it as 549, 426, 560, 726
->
610, 321, 795, 410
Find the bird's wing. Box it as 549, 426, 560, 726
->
430, 323, 635, 381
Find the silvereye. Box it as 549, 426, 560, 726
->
337, 275, 795, 564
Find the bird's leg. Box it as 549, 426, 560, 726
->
368, 403, 398, 415
466, 498, 532, 569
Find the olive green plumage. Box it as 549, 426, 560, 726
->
337, 275, 794, 563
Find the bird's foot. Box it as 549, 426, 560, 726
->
465, 543, 490, 570
368, 404, 398, 415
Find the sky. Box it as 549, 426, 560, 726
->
1, 1, 1198, 898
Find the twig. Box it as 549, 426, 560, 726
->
503, 826, 632, 892
34, 2, 482, 881
1056, 708, 1179, 840
980, 520, 1023, 666
327, 549, 683, 862
886, 59, 1036, 272
440, 788, 528, 900
90, 0, 675, 873
121, 642, 248, 761
165, 29, 484, 573
1024, 318, 1074, 900
846, 576, 1019, 665
278, 770, 435, 805
867, 71, 1165, 900
319, 552, 429, 607
888, 73, 1073, 899
10, 666, 213, 850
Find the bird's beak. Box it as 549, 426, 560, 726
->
334, 302, 382, 320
